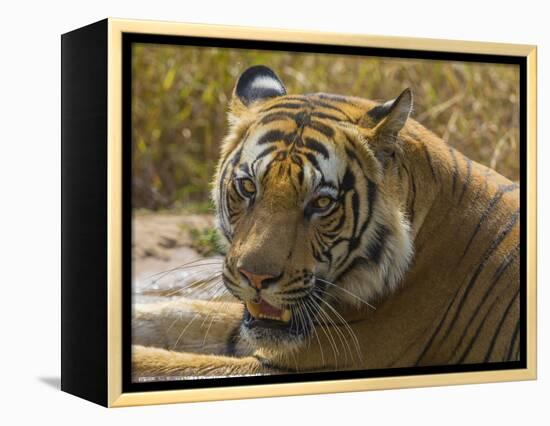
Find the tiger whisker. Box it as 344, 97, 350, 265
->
303, 299, 330, 366
314, 287, 363, 359
143, 257, 223, 282
304, 297, 340, 363
296, 304, 312, 349
311, 293, 354, 363
315, 276, 376, 310
162, 273, 223, 298
170, 286, 232, 350
199, 286, 229, 327
165, 313, 183, 333
202, 309, 219, 347
143, 258, 205, 280
312, 292, 362, 363
164, 275, 222, 296
308, 296, 348, 365
292, 302, 309, 344
297, 300, 324, 363
200, 295, 236, 347
171, 312, 200, 350
139, 270, 224, 300
170, 271, 223, 291
167, 281, 223, 299
200, 288, 236, 321
145, 264, 224, 289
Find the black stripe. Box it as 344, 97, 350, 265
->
340, 167, 356, 201
255, 145, 278, 161
303, 152, 322, 173
222, 272, 241, 294
491, 244, 520, 281
250, 152, 264, 175
506, 321, 521, 361
451, 244, 519, 357
303, 137, 330, 159
309, 120, 335, 138
349, 179, 376, 252
468, 174, 489, 215
461, 187, 512, 259
421, 142, 438, 182
344, 145, 359, 163
329, 150, 377, 275
294, 111, 310, 127
311, 241, 325, 263
456, 292, 502, 363
449, 146, 459, 195
230, 143, 244, 166
260, 111, 298, 124
260, 158, 281, 186
442, 209, 520, 342
290, 153, 305, 184
226, 323, 242, 356
458, 157, 472, 203
257, 129, 291, 145
324, 209, 347, 236
311, 111, 345, 122
415, 291, 459, 365
460, 181, 518, 260
282, 287, 310, 297
238, 163, 250, 174
403, 164, 416, 225
333, 179, 377, 275
484, 289, 520, 362
350, 191, 359, 237
310, 99, 353, 120
290, 152, 303, 167
218, 149, 241, 241
364, 225, 389, 264
261, 101, 307, 113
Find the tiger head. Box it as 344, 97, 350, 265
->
213, 65, 414, 353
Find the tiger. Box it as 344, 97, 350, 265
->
132, 65, 520, 379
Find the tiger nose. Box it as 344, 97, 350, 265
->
238, 268, 275, 290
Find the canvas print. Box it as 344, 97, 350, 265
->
130, 43, 521, 383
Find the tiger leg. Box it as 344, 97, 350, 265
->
132, 345, 273, 379
133, 297, 245, 355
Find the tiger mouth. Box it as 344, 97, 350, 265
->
242, 297, 310, 344
245, 299, 291, 323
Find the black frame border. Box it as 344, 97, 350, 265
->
122, 32, 528, 394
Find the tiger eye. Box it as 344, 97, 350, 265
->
312, 196, 332, 210
239, 178, 256, 196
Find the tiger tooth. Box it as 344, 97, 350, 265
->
246, 301, 261, 318
247, 300, 291, 323
281, 309, 291, 323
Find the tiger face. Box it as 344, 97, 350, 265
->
213, 66, 414, 353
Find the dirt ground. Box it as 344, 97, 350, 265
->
132, 211, 225, 303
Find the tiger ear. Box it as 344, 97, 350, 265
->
230, 65, 286, 117
372, 88, 413, 140
363, 89, 413, 160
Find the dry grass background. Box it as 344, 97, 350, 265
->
132, 44, 519, 210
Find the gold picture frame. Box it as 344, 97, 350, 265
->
61, 17, 537, 407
